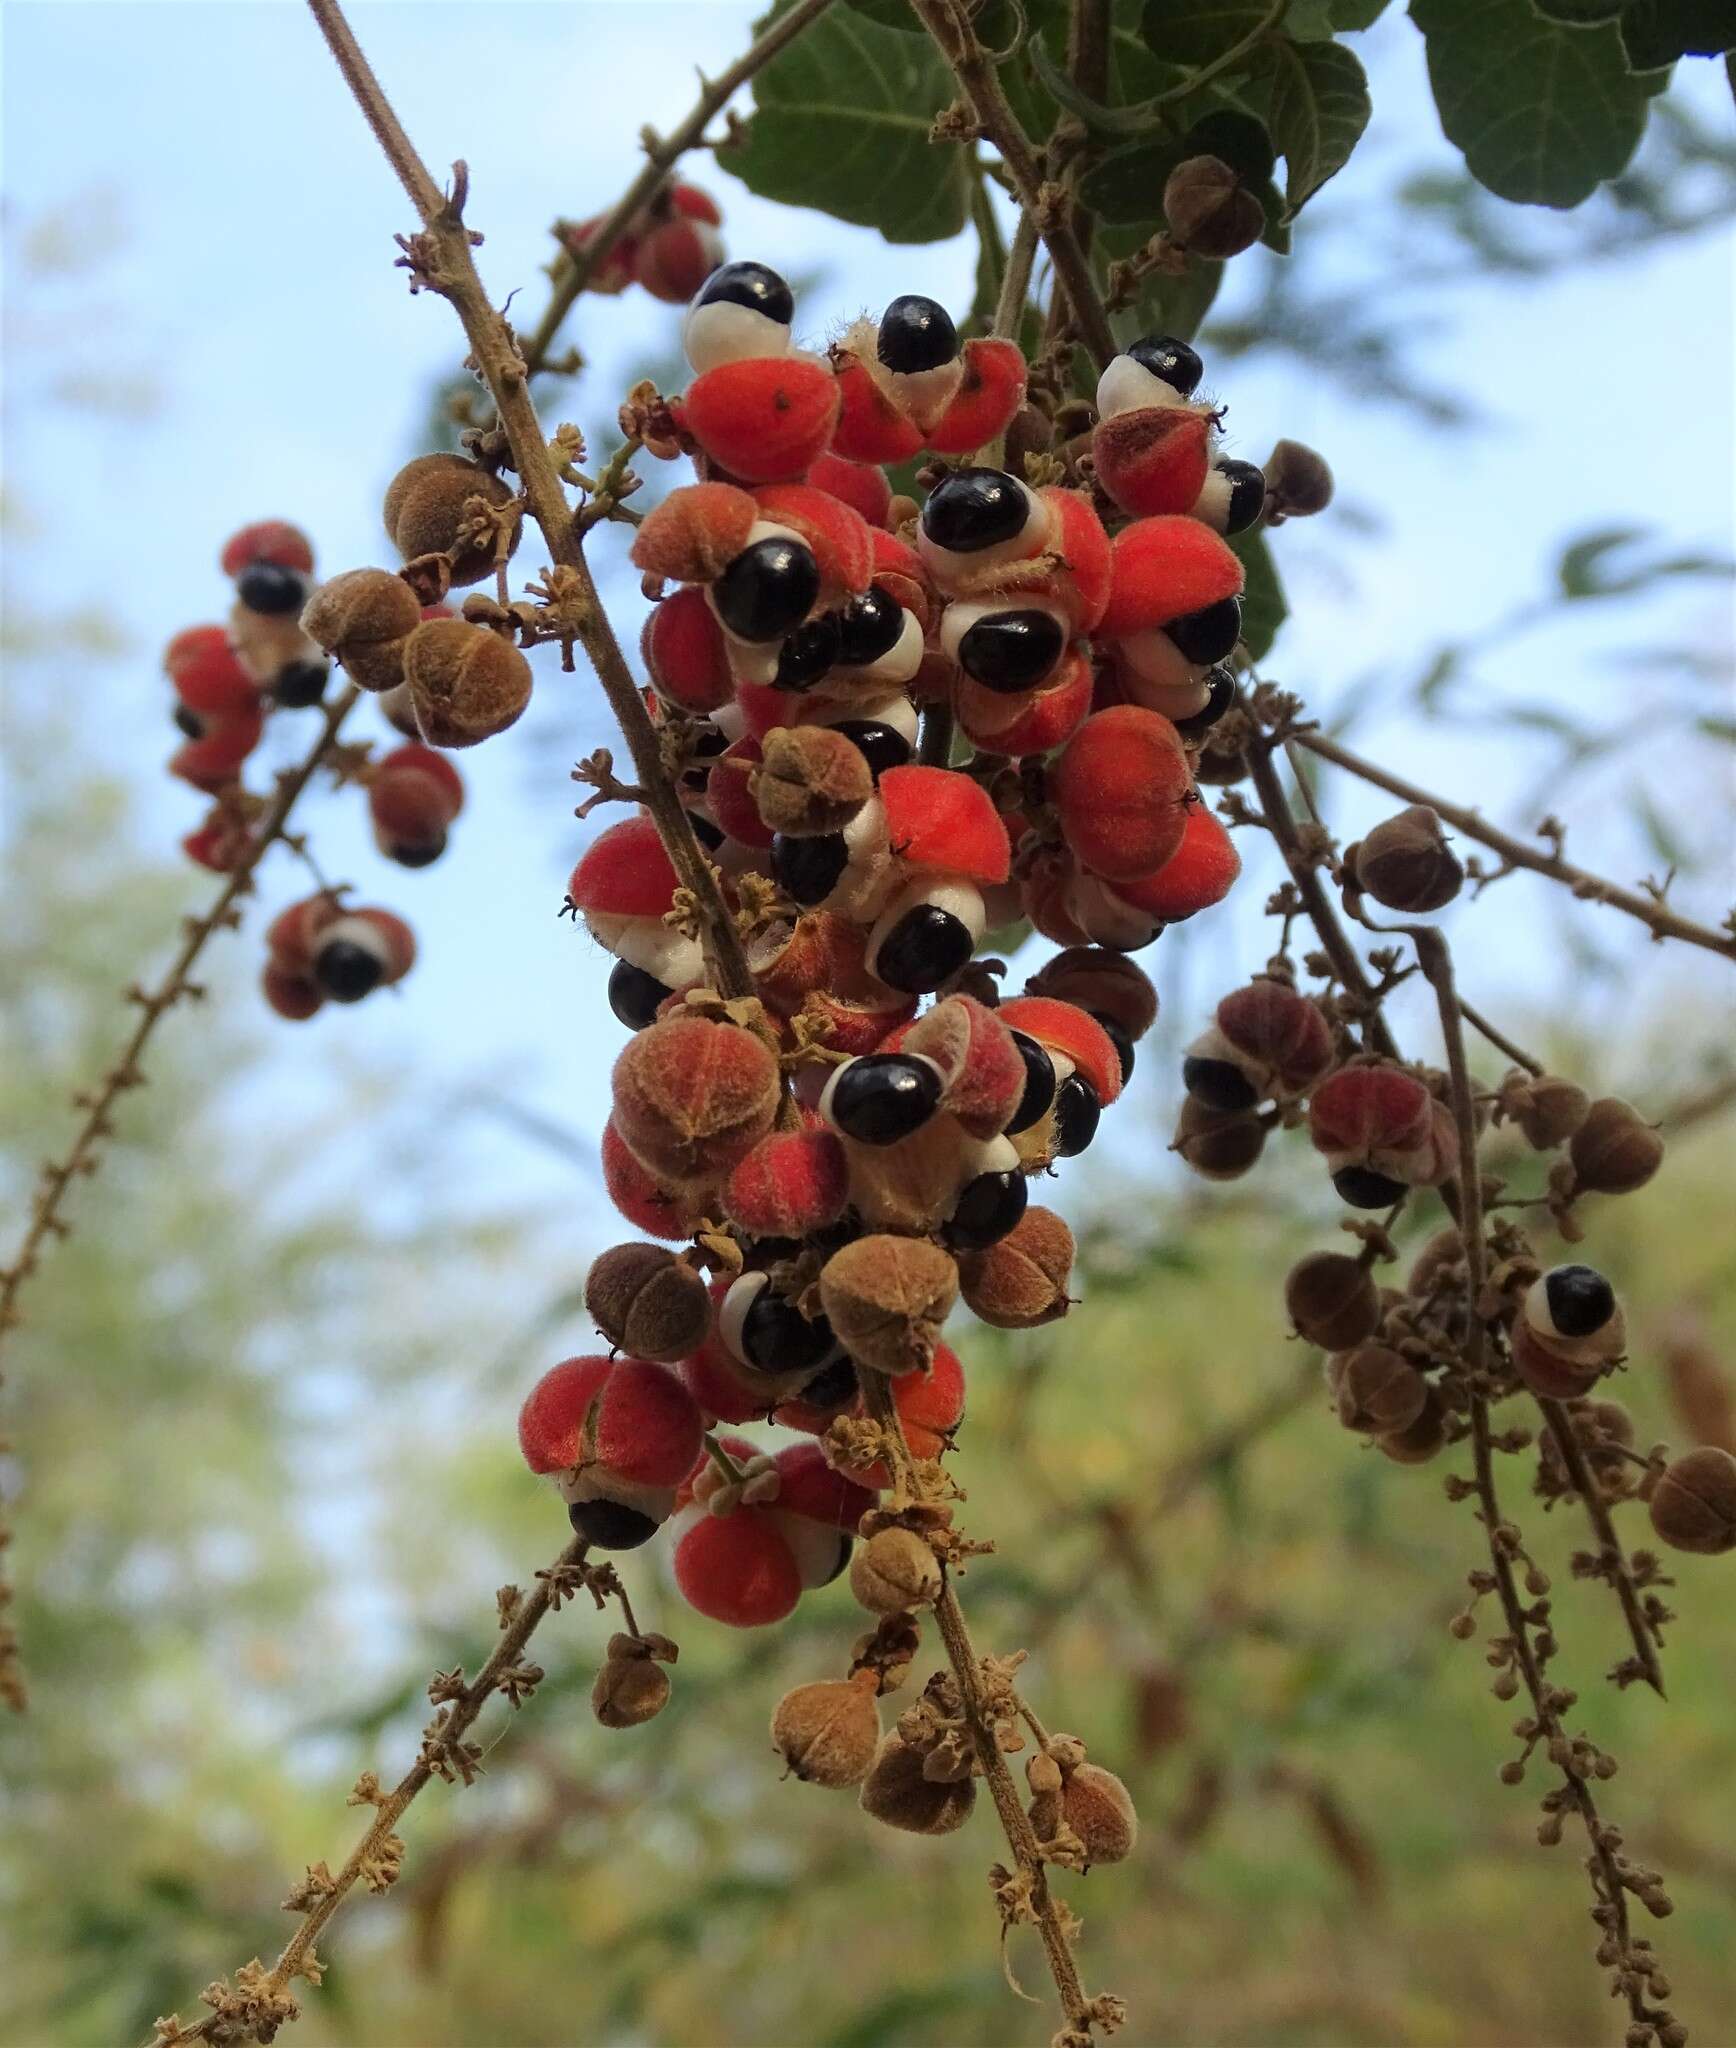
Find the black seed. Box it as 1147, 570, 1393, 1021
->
1092, 1013, 1135, 1084
818, 1533, 853, 1586
1165, 596, 1242, 665
691, 724, 730, 758
1545, 1264, 1616, 1339
740, 1291, 839, 1376
772, 831, 848, 905
1183, 1054, 1256, 1112
1054, 1074, 1102, 1157
714, 536, 820, 642
777, 611, 841, 690
1173, 666, 1235, 740
1005, 1030, 1056, 1135
831, 719, 911, 780
1215, 458, 1266, 535
273, 658, 329, 708
799, 1354, 859, 1410
878, 293, 958, 374
1126, 333, 1203, 398
385, 834, 445, 869
836, 585, 904, 666
921, 467, 1030, 554
1332, 1164, 1408, 1210
874, 905, 974, 994
686, 811, 725, 851
958, 609, 1066, 694
173, 703, 205, 739
569, 1496, 659, 1550
235, 562, 307, 616
694, 259, 793, 325
827, 1052, 943, 1145
946, 1167, 1029, 1249
314, 941, 384, 1004
608, 959, 673, 1030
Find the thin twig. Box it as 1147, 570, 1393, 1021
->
1457, 996, 1543, 1077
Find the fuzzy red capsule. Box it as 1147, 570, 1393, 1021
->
891, 995, 1027, 1140
828, 349, 927, 465
261, 961, 323, 1022
752, 483, 875, 600
995, 995, 1124, 1108
643, 585, 736, 714
723, 1126, 851, 1240
671, 1497, 806, 1628
1109, 801, 1240, 924
681, 356, 842, 485
1053, 706, 1193, 883
806, 451, 894, 529
601, 1120, 720, 1240
878, 764, 1010, 886
630, 481, 760, 586
164, 625, 259, 721
1309, 1064, 1457, 1203
634, 199, 727, 305
168, 707, 266, 792
220, 520, 314, 578
1212, 978, 1333, 1096
924, 336, 1028, 456
568, 815, 702, 990
835, 1341, 965, 1490
954, 649, 1094, 758
369, 744, 465, 866
519, 1353, 705, 1550
1098, 516, 1244, 638
610, 1013, 782, 1183
1093, 407, 1215, 520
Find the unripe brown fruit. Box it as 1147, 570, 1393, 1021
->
754, 724, 874, 837
957, 1205, 1074, 1329
1058, 1761, 1139, 1867
819, 1235, 959, 1376
1333, 1342, 1429, 1436
1173, 1094, 1266, 1180
850, 1526, 942, 1614
1162, 154, 1265, 260
859, 1732, 977, 1834
401, 618, 533, 746
1504, 1071, 1590, 1150
612, 1014, 782, 1183
1285, 1251, 1380, 1352
1569, 1098, 1664, 1196
592, 1653, 671, 1729
1647, 1447, 1736, 1556
772, 1672, 882, 1786
383, 453, 523, 587
300, 568, 424, 692
1024, 948, 1159, 1042
1407, 1226, 1464, 1299
1262, 438, 1334, 522
1348, 805, 1463, 914
1377, 1385, 1447, 1465
585, 1242, 711, 1363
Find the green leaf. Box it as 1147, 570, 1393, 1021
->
1242, 36, 1372, 205
1142, 0, 1278, 66
1556, 525, 1735, 598
1096, 222, 1226, 339
1411, 0, 1655, 206
717, 3, 972, 243
1619, 0, 1734, 67
1230, 525, 1287, 658
1077, 108, 1275, 222
1530, 0, 1623, 20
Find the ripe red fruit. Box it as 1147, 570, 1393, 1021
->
1098, 516, 1244, 637
752, 482, 875, 599
369, 744, 464, 865
1109, 801, 1240, 922
681, 357, 842, 484
642, 586, 736, 714
806, 451, 894, 528
634, 214, 727, 304
1054, 706, 1193, 882
164, 625, 258, 720
1093, 407, 1215, 519
724, 1127, 851, 1239
168, 708, 266, 792
996, 996, 1124, 1107
600, 1119, 719, 1239
220, 520, 314, 578
630, 481, 760, 586
955, 648, 1094, 758
672, 1501, 805, 1627
877, 764, 1011, 885
261, 962, 323, 1022
517, 1354, 703, 1488
924, 336, 1028, 456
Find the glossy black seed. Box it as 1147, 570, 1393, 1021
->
818, 1533, 853, 1587
314, 941, 384, 1004
173, 704, 205, 740
799, 1354, 859, 1410
777, 611, 841, 690
1215, 459, 1266, 535
569, 1496, 659, 1550
273, 658, 329, 708
1173, 666, 1235, 741
1332, 1164, 1408, 1210
836, 585, 904, 666
946, 1167, 1029, 1250
1092, 1013, 1135, 1084
958, 609, 1066, 693
1182, 1055, 1257, 1112
874, 905, 974, 994
740, 1291, 839, 1376
714, 536, 820, 642
608, 958, 673, 1031
385, 833, 445, 869
1545, 1264, 1616, 1339
827, 1052, 943, 1145
1005, 1030, 1056, 1135
878, 294, 958, 374
694, 259, 793, 325
686, 812, 725, 851
1126, 333, 1203, 398
1166, 595, 1243, 665
831, 719, 911, 780
235, 562, 307, 616
921, 467, 1030, 554
1054, 1074, 1102, 1157
772, 831, 848, 905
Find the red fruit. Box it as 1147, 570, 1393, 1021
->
168, 708, 266, 792
610, 1014, 782, 1182
835, 1342, 966, 1489
898, 995, 1027, 1139
369, 744, 464, 862
568, 815, 681, 921
1216, 979, 1332, 1094
630, 481, 759, 585
1053, 707, 1192, 882
806, 451, 894, 528
705, 736, 775, 850
348, 907, 417, 984
1006, 487, 1113, 633
634, 215, 727, 304
181, 815, 249, 873
954, 648, 1093, 758
164, 625, 258, 720
265, 892, 345, 971
996, 995, 1124, 1107
220, 520, 314, 578
669, 182, 723, 226
261, 962, 323, 1021
724, 1127, 850, 1239
925, 336, 1028, 456
682, 357, 842, 484
878, 764, 1010, 884
672, 1505, 803, 1627
1309, 1065, 1433, 1162
1093, 407, 1215, 519
601, 1119, 718, 1239
558, 213, 639, 292
517, 1354, 703, 1487
829, 352, 925, 465
643, 586, 736, 714
1099, 517, 1245, 636
773, 1440, 877, 1533
1110, 801, 1240, 922
752, 482, 874, 598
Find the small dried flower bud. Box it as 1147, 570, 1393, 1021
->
957, 1205, 1074, 1329
772, 1672, 882, 1786
1060, 1760, 1139, 1867
1024, 947, 1159, 1042
611, 1014, 782, 1183
1505, 1071, 1590, 1150
1377, 1385, 1447, 1465
1285, 1251, 1380, 1351
300, 568, 424, 692
1162, 154, 1265, 260
1347, 805, 1464, 914
402, 617, 533, 746
585, 1242, 712, 1363
754, 724, 874, 837
1262, 438, 1334, 522
1026, 1750, 1064, 1797
592, 1653, 672, 1728
1173, 1093, 1266, 1180
1648, 1447, 1736, 1555
1569, 1098, 1664, 1196
383, 453, 523, 587
859, 1732, 977, 1834
819, 1235, 960, 1376
1407, 1226, 1463, 1299
1333, 1342, 1429, 1436
850, 1526, 942, 1614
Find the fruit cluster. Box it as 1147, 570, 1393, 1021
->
558, 180, 726, 306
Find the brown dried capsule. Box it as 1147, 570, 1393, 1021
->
585, 1242, 711, 1363
957, 1205, 1074, 1329
1501, 1071, 1590, 1151
1173, 1094, 1266, 1180
592, 1652, 671, 1729
1377, 1384, 1447, 1465
1003, 402, 1055, 476
1262, 438, 1334, 523
1059, 1761, 1139, 1867
1647, 1447, 1736, 1556
1406, 1226, 1464, 1299
383, 453, 523, 588
1348, 805, 1464, 914
300, 568, 424, 692
850, 1526, 941, 1615
401, 617, 533, 747
1162, 154, 1265, 260
1024, 948, 1159, 1042
1285, 1251, 1380, 1352
772, 1671, 882, 1787
859, 1732, 977, 1835
611, 1014, 782, 1183
1569, 1098, 1664, 1196
753, 724, 874, 837
819, 1235, 959, 1376
1333, 1342, 1429, 1436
